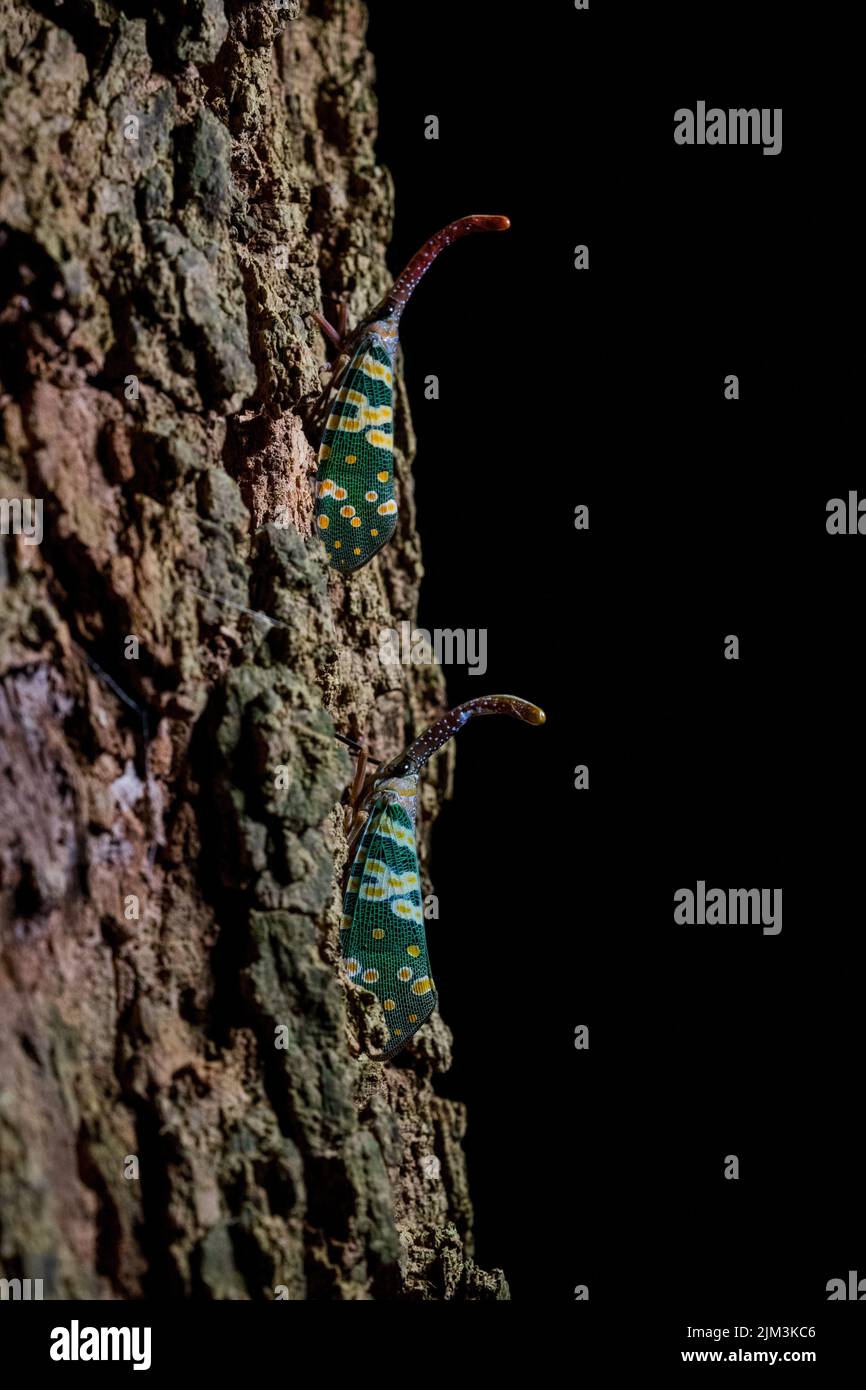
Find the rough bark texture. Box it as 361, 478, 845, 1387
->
0, 0, 507, 1300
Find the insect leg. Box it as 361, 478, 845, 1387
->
312, 310, 342, 351
344, 806, 369, 872
344, 740, 369, 835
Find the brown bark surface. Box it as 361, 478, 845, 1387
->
0, 0, 507, 1300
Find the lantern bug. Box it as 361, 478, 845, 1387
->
313, 214, 510, 573
339, 695, 545, 1057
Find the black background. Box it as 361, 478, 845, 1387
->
366, 0, 863, 1330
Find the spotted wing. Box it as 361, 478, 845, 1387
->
340, 795, 436, 1057
315, 335, 397, 572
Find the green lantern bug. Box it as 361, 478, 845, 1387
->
313, 214, 510, 573
339, 694, 545, 1057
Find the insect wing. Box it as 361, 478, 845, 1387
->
315, 335, 397, 571
341, 794, 436, 1056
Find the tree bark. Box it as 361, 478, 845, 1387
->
0, 0, 507, 1300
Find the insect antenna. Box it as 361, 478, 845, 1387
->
373, 214, 511, 322
379, 694, 545, 777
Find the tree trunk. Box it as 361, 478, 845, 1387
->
0, 0, 507, 1300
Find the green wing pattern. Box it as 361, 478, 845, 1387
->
340, 790, 436, 1057
315, 335, 397, 572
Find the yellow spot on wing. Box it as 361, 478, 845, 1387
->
360, 355, 393, 386
338, 387, 365, 405
326, 413, 362, 433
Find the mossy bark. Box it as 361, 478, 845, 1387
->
0, 0, 507, 1300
